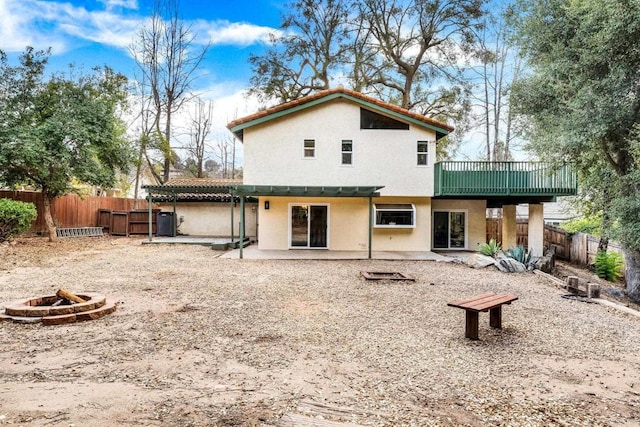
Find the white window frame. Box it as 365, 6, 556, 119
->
417, 140, 429, 166
432, 209, 468, 250
341, 139, 353, 165
303, 139, 316, 159
374, 203, 416, 228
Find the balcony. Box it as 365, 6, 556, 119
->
434, 161, 577, 205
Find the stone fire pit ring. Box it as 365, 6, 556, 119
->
1, 292, 116, 325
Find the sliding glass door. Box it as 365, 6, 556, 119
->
290, 204, 328, 248
433, 210, 467, 249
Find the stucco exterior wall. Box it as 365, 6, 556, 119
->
431, 199, 487, 251
158, 202, 257, 238
242, 99, 437, 197
256, 196, 432, 251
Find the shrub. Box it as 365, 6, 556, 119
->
479, 239, 502, 257
560, 214, 603, 235
0, 198, 37, 242
594, 250, 625, 282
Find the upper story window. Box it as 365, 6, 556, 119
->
304, 139, 315, 158
341, 140, 353, 165
417, 141, 429, 166
360, 108, 409, 130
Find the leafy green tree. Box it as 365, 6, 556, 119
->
512, 0, 640, 301
0, 48, 133, 242
248, 0, 351, 103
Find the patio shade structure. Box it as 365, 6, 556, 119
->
143, 182, 384, 258
230, 185, 384, 259
142, 180, 250, 242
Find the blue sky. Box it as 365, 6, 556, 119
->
0, 0, 287, 153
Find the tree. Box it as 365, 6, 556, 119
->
130, 0, 209, 183
469, 5, 523, 161
512, 0, 640, 301
186, 97, 213, 178
248, 0, 350, 104
0, 48, 132, 241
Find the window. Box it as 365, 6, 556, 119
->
417, 141, 429, 166
360, 108, 409, 130
304, 139, 315, 158
341, 140, 353, 165
374, 203, 416, 228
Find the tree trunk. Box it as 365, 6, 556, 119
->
42, 194, 58, 242
624, 247, 640, 302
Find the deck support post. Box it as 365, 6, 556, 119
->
528, 203, 544, 256
502, 204, 517, 249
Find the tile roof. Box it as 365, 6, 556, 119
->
227, 86, 454, 135
163, 178, 242, 187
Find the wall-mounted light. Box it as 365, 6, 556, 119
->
264, 200, 270, 210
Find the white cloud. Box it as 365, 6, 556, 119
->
198, 20, 280, 46
99, 0, 138, 10
0, 0, 279, 56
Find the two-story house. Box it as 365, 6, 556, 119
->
226, 87, 576, 257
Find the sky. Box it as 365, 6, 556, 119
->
0, 0, 288, 162
0, 0, 514, 163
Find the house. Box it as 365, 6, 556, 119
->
226, 87, 577, 257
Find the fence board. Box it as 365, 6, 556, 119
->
0, 191, 153, 234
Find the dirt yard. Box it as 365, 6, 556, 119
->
1, 237, 639, 426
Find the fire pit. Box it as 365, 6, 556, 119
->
1, 289, 116, 325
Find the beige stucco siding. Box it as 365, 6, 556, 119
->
256, 196, 432, 251
431, 199, 487, 250
242, 99, 437, 197
158, 202, 257, 238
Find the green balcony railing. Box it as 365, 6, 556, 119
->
434, 161, 578, 197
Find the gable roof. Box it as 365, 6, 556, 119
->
227, 87, 454, 141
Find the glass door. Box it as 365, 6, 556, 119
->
433, 211, 466, 249
290, 204, 328, 248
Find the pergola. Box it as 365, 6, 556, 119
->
144, 183, 384, 258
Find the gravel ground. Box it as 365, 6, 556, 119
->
0, 236, 639, 426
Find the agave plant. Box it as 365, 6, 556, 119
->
479, 239, 502, 258
505, 245, 534, 267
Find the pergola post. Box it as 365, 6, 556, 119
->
230, 197, 235, 243
147, 195, 153, 242
368, 196, 373, 259
172, 194, 177, 237
239, 196, 245, 259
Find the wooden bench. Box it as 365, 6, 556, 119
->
448, 292, 518, 340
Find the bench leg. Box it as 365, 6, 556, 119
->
465, 310, 479, 340
490, 306, 502, 329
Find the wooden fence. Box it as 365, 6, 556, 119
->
486, 219, 571, 260
486, 218, 620, 266
0, 191, 154, 234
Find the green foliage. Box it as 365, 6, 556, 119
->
0, 48, 133, 199
479, 238, 502, 257
560, 215, 603, 236
594, 250, 625, 282
0, 198, 37, 242
505, 245, 533, 266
